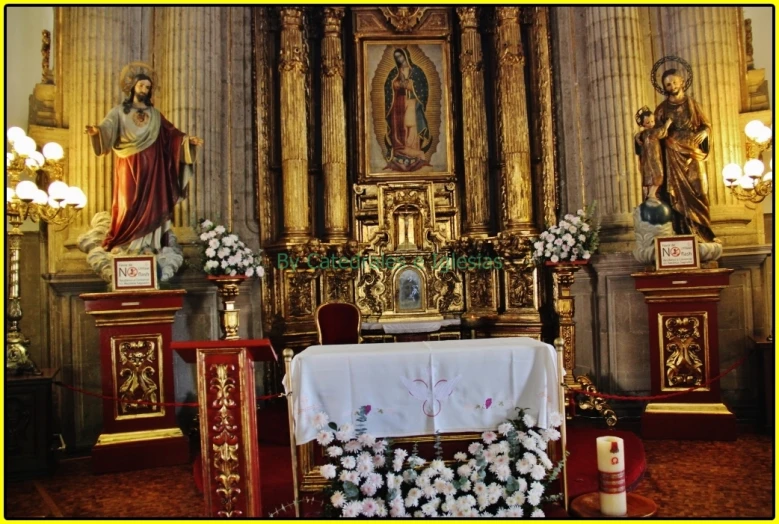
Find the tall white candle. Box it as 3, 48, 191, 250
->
596, 435, 627, 516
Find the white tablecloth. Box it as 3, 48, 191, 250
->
286, 337, 561, 444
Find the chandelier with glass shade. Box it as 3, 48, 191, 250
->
721, 119, 773, 204
6, 126, 86, 374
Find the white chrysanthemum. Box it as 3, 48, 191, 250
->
340, 456, 356, 469
583, 251, 591, 259
386, 473, 401, 490
376, 501, 388, 518
527, 491, 542, 507
453, 451, 468, 461
497, 422, 514, 435
360, 482, 377, 497
440, 467, 454, 481
433, 478, 450, 493
517, 458, 533, 475
356, 461, 373, 476
517, 477, 528, 493
344, 441, 362, 453
506, 505, 524, 518
390, 506, 406, 517
404, 496, 420, 509
326, 445, 343, 457
430, 459, 445, 472
481, 431, 498, 444
530, 481, 545, 497
421, 501, 438, 516
201, 219, 214, 229
319, 464, 336, 479
311, 412, 329, 429
214, 225, 226, 234
473, 482, 487, 496
457, 464, 472, 478
360, 498, 378, 517
342, 501, 362, 517
392, 458, 404, 472
330, 491, 345, 508
506, 492, 526, 507
373, 454, 386, 468
316, 430, 334, 446
357, 433, 376, 447
372, 440, 387, 453
530, 463, 546, 480
531, 508, 545, 518
460, 480, 472, 492
468, 442, 484, 455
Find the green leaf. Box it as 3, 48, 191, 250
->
343, 481, 359, 499
328, 422, 338, 431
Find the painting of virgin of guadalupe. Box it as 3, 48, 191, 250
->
365, 42, 452, 177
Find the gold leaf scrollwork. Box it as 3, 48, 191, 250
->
664, 317, 704, 387
117, 340, 159, 414
379, 7, 428, 32
469, 271, 493, 308
287, 271, 317, 318
357, 267, 387, 316
431, 266, 463, 313
210, 364, 242, 518
507, 269, 534, 309
279, 46, 307, 74
575, 376, 618, 427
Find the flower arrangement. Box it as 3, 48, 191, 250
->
315, 407, 564, 518
197, 219, 265, 277
533, 203, 600, 264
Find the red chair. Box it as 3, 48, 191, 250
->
315, 302, 362, 345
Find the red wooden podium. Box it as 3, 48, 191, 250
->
80, 289, 190, 473
173, 339, 277, 518
633, 269, 736, 440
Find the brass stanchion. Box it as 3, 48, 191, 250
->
554, 337, 570, 513
283, 348, 300, 518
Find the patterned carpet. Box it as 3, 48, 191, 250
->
5, 425, 774, 519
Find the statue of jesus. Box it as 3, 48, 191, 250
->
86, 69, 203, 253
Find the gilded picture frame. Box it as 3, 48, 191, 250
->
360, 39, 454, 181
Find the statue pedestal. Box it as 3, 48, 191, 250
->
633, 269, 736, 441
80, 290, 189, 473
173, 339, 277, 518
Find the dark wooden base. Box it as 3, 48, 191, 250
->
92, 430, 190, 474
570, 492, 658, 518
641, 403, 736, 441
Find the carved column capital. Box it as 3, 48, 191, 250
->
456, 7, 479, 29
323, 6, 345, 33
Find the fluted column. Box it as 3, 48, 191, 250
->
279, 7, 310, 242
155, 7, 227, 237
457, 7, 491, 237
321, 8, 348, 243
62, 7, 146, 231
494, 8, 534, 235
584, 7, 648, 244
664, 7, 757, 244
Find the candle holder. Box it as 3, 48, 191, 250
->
207, 276, 248, 340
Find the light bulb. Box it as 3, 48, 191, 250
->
737, 175, 755, 190
73, 188, 87, 209
722, 163, 742, 182
47, 180, 69, 202
744, 158, 765, 179
762, 171, 773, 183
745, 120, 765, 141
64, 186, 83, 206
15, 180, 39, 201
42, 142, 64, 161
6, 187, 15, 202
6, 153, 13, 167
47, 196, 61, 209
14, 136, 37, 157
6, 126, 26, 144
757, 126, 773, 144
25, 151, 45, 169
32, 189, 48, 205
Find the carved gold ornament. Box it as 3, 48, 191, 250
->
210, 364, 242, 518
663, 316, 704, 387
379, 7, 428, 32
117, 340, 159, 413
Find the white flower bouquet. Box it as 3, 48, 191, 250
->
533, 203, 600, 264
197, 219, 265, 277
316, 407, 564, 518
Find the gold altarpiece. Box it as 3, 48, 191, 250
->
254, 7, 559, 365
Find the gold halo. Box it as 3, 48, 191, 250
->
119, 61, 157, 95
650, 56, 693, 95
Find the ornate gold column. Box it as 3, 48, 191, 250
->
527, 7, 558, 229
321, 8, 348, 243
457, 7, 490, 237
155, 7, 228, 235
494, 7, 534, 235
664, 7, 758, 245
584, 7, 648, 247
279, 7, 311, 242
62, 7, 146, 232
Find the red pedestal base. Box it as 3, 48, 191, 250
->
80, 289, 189, 474
92, 430, 190, 474
633, 269, 735, 442
641, 403, 736, 441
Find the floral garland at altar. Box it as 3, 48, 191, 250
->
313, 407, 565, 518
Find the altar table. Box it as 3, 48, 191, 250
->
287, 337, 561, 445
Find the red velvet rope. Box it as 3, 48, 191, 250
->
53, 381, 283, 407
568, 350, 751, 402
